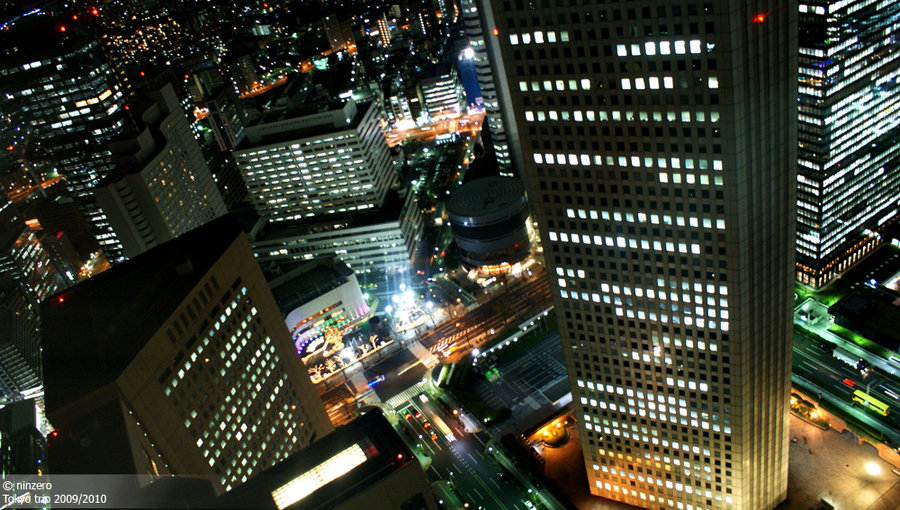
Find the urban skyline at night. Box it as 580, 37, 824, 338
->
1, 1, 899, 509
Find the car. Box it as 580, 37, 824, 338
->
524, 501, 536, 509
431, 432, 438, 441
403, 411, 412, 420
423, 421, 432, 429
414, 411, 422, 419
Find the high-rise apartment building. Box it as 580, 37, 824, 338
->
234, 101, 395, 223
322, 15, 348, 53
795, 1, 900, 287
42, 216, 333, 493
0, 12, 128, 260
377, 14, 393, 47
486, 1, 796, 508
95, 83, 227, 258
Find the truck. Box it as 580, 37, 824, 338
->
833, 348, 861, 370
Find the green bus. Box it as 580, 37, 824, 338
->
853, 390, 890, 416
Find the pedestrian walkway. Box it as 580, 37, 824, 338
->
408, 338, 439, 368
386, 385, 425, 409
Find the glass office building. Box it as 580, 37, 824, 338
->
796, 0, 900, 287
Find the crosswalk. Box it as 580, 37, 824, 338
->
386, 385, 424, 409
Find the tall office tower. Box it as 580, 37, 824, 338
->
460, 0, 520, 175
488, 1, 797, 509
0, 12, 128, 260
795, 1, 900, 287
95, 83, 227, 258
234, 101, 395, 223
42, 216, 333, 493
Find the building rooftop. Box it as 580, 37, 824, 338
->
446, 176, 527, 220
254, 190, 406, 243
214, 409, 418, 510
40, 215, 244, 418
239, 100, 370, 148
267, 258, 355, 314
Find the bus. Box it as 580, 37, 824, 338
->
853, 390, 890, 416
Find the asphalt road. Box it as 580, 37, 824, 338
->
395, 395, 542, 510
793, 329, 900, 432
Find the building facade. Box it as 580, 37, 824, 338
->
42, 216, 333, 494
0, 226, 67, 303
234, 101, 395, 223
96, 83, 227, 258
460, 0, 521, 175
421, 70, 465, 120
0, 282, 42, 402
269, 258, 370, 358
0, 13, 128, 260
487, 1, 797, 508
795, 0, 900, 287
252, 191, 422, 293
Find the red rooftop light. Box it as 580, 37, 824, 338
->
753, 13, 768, 23
91, 8, 99, 15
492, 28, 499, 36
59, 25, 66, 32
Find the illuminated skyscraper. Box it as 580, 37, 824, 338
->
377, 14, 393, 47
795, 0, 900, 287
460, 0, 520, 174
96, 83, 227, 258
233, 101, 394, 223
0, 11, 128, 260
487, 1, 796, 508
43, 216, 333, 493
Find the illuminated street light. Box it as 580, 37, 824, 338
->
865, 462, 881, 476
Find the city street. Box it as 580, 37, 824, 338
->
793, 330, 900, 439
394, 394, 550, 510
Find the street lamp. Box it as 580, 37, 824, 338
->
865, 462, 881, 476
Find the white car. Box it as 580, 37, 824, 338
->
524, 501, 536, 509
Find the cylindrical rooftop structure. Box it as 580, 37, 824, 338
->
446, 176, 530, 268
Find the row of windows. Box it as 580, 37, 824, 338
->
525, 109, 720, 124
